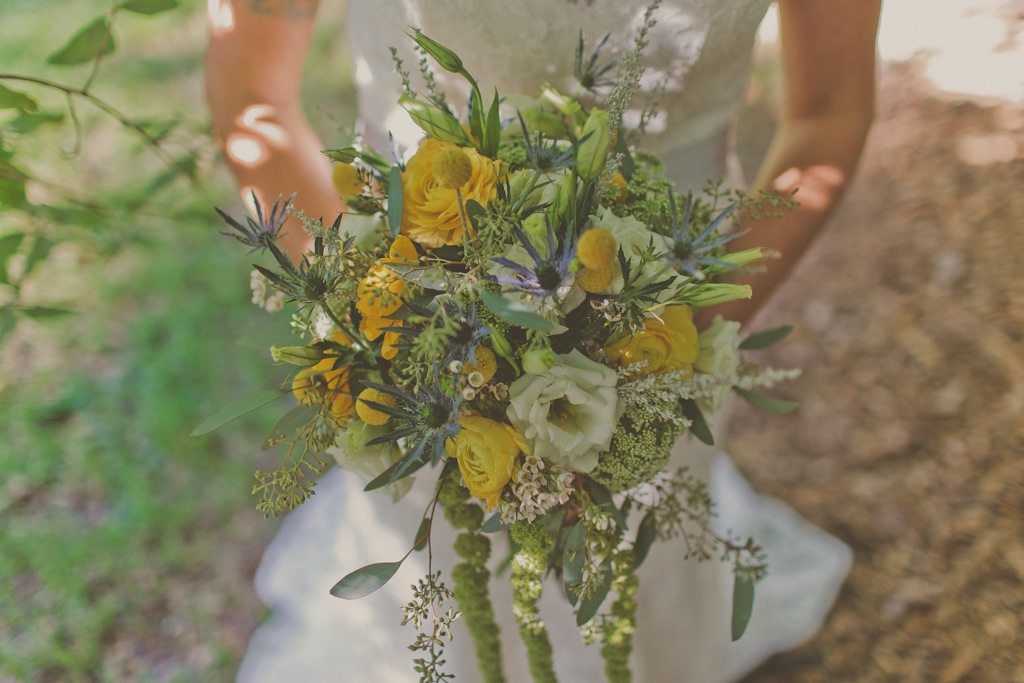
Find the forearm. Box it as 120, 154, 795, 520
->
205, 0, 342, 261
699, 110, 873, 327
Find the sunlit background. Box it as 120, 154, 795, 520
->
1, 1, 1021, 681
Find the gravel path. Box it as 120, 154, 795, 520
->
734, 60, 1024, 683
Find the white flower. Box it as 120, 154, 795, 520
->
592, 206, 686, 299
695, 315, 742, 410
250, 269, 287, 312
506, 349, 624, 472
328, 419, 412, 502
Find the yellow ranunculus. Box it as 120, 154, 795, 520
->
357, 236, 418, 360
603, 305, 700, 376
446, 416, 529, 510
291, 331, 355, 422
401, 139, 499, 248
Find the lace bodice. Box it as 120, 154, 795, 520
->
347, 0, 773, 152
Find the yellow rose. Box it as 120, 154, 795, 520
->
603, 306, 700, 376
446, 416, 530, 510
357, 236, 418, 360
401, 139, 500, 248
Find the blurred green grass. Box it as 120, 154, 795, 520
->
0, 1, 356, 680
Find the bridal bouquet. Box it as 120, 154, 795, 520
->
202, 16, 798, 683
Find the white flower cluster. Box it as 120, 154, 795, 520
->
499, 455, 574, 525
249, 269, 286, 312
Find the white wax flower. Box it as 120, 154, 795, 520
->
506, 349, 624, 472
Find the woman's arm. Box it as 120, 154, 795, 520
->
205, 0, 343, 261
697, 0, 882, 328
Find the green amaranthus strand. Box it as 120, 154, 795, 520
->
510, 520, 558, 683
439, 482, 506, 683
601, 550, 639, 683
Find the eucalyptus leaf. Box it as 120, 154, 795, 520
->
190, 389, 287, 436
680, 399, 714, 446
387, 165, 402, 237
264, 404, 318, 446
119, 0, 179, 14
735, 389, 798, 414
739, 325, 793, 351
0, 85, 38, 113
481, 512, 508, 534
480, 290, 554, 332
562, 523, 587, 606
731, 568, 756, 641
47, 17, 116, 65
632, 510, 657, 568
575, 562, 612, 626
412, 516, 431, 551
330, 560, 404, 600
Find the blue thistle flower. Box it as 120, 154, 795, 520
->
658, 192, 743, 279
490, 216, 577, 300
217, 192, 293, 250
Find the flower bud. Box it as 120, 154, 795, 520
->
522, 214, 551, 259
576, 109, 610, 182
270, 345, 325, 366
521, 347, 556, 375
467, 371, 485, 388
408, 29, 464, 74
687, 283, 753, 307
461, 387, 477, 401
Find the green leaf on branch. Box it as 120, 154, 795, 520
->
119, 0, 179, 14
20, 306, 72, 319
22, 236, 53, 281
731, 568, 756, 641
680, 399, 714, 445
480, 290, 554, 332
575, 560, 612, 626
0, 233, 25, 286
735, 388, 797, 414
0, 177, 27, 209
632, 510, 657, 568
190, 388, 288, 436
331, 560, 404, 599
0, 85, 38, 113
9, 112, 65, 135
263, 404, 318, 448
481, 512, 507, 533
47, 17, 116, 65
739, 325, 793, 351
0, 307, 15, 344
387, 165, 402, 237
399, 94, 471, 146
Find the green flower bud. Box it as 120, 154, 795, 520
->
521, 347, 556, 375
548, 172, 576, 222
489, 327, 518, 372
686, 283, 753, 308
522, 214, 551, 259
399, 94, 472, 146
718, 248, 763, 269
576, 109, 610, 183
270, 345, 325, 366
407, 29, 464, 74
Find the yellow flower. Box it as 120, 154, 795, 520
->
576, 227, 616, 271
355, 387, 396, 426
577, 265, 613, 293
431, 146, 474, 189
401, 138, 500, 248
446, 416, 529, 510
603, 306, 700, 376
291, 331, 354, 422
463, 347, 497, 384
332, 163, 364, 197
357, 236, 418, 360
609, 172, 629, 204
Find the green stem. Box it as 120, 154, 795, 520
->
510, 521, 558, 683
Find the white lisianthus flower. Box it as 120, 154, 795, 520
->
506, 349, 624, 472
592, 206, 685, 299
694, 315, 742, 410
328, 419, 413, 502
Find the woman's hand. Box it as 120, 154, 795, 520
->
205, 0, 344, 262
696, 0, 882, 330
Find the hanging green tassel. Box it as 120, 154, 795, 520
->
510, 520, 558, 683
440, 482, 507, 683
600, 549, 638, 683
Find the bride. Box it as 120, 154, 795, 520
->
206, 1, 881, 680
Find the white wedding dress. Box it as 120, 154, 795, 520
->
237, 2, 853, 681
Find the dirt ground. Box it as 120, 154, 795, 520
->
732, 61, 1024, 683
